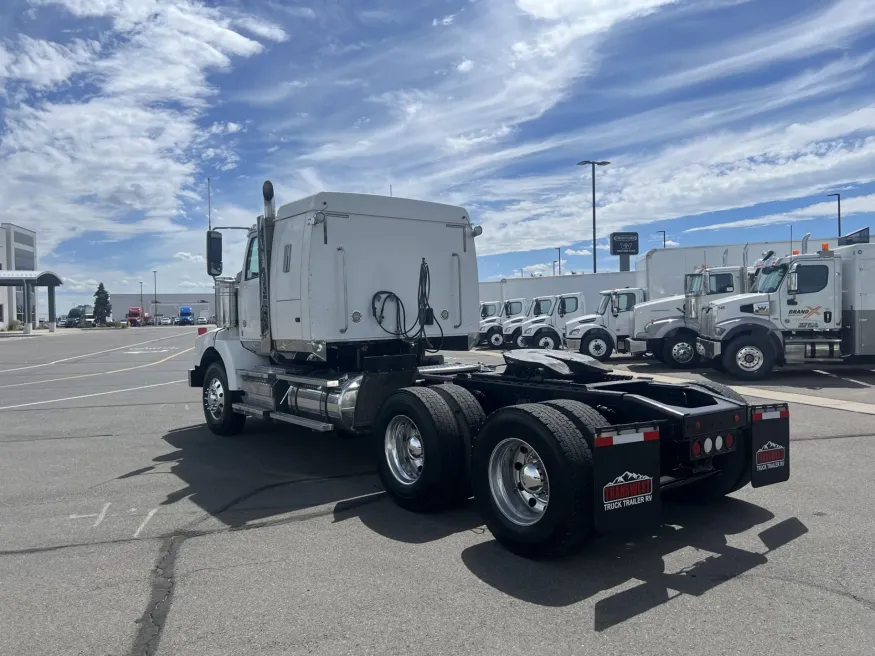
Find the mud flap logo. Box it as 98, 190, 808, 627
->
756, 441, 786, 471
603, 472, 653, 511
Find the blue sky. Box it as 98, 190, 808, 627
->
2, 0, 875, 311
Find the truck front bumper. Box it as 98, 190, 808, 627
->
565, 337, 581, 351
697, 337, 721, 359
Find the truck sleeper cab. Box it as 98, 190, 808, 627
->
189, 181, 791, 558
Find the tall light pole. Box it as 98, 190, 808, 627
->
657, 230, 666, 248
556, 247, 561, 275
139, 281, 144, 314
552, 260, 558, 276
577, 160, 610, 273
828, 193, 841, 237
153, 270, 157, 320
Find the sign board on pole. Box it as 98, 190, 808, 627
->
610, 232, 639, 256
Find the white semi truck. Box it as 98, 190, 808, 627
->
516, 293, 587, 350
188, 180, 792, 557
697, 232, 875, 380
478, 298, 528, 347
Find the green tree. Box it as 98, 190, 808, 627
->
93, 284, 112, 325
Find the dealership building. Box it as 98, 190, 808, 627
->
0, 223, 39, 329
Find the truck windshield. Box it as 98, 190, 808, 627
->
685, 274, 704, 294
481, 304, 498, 318
596, 294, 610, 315
533, 299, 553, 316
757, 265, 787, 293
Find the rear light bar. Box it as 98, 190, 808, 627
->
595, 424, 660, 448
689, 430, 738, 460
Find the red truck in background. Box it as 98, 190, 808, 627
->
127, 307, 144, 326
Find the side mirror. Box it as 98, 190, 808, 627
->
787, 270, 798, 295
557, 299, 566, 316
610, 295, 619, 316
726, 285, 734, 293
206, 230, 223, 277
480, 307, 488, 319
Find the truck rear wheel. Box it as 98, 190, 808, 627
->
580, 334, 613, 362
202, 362, 246, 436
663, 333, 699, 369
690, 380, 746, 404
487, 328, 504, 348
472, 403, 595, 558
375, 387, 468, 512
511, 329, 525, 349
722, 335, 775, 380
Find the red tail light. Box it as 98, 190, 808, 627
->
725, 433, 735, 449
198, 327, 207, 336
691, 440, 702, 457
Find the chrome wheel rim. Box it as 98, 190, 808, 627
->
736, 346, 764, 372
537, 335, 555, 349
587, 338, 607, 357
385, 415, 424, 485
204, 377, 225, 421
490, 332, 504, 347
488, 438, 549, 526
671, 341, 694, 364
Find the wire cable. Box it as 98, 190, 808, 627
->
371, 258, 444, 351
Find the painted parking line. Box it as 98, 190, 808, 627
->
0, 331, 197, 374
0, 348, 194, 390
0, 380, 187, 411
470, 350, 875, 416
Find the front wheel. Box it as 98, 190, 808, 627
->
662, 333, 700, 369
722, 335, 775, 380
580, 334, 613, 362
513, 330, 527, 349
534, 330, 561, 350
202, 362, 246, 436
488, 328, 505, 348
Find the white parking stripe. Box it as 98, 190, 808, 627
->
0, 332, 196, 374
0, 380, 187, 411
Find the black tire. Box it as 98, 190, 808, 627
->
541, 400, 609, 448
432, 384, 486, 449
374, 387, 467, 512
487, 327, 505, 349
662, 332, 700, 369
472, 403, 595, 558
533, 329, 562, 350
202, 362, 246, 436
722, 334, 775, 381
580, 333, 613, 362
511, 329, 525, 349
707, 356, 726, 373
690, 380, 747, 405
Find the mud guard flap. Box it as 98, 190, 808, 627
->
592, 423, 662, 533
749, 403, 790, 488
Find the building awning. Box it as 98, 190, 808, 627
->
0, 270, 63, 287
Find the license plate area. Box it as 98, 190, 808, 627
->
750, 403, 790, 487
593, 423, 662, 533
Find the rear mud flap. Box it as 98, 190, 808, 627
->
749, 404, 790, 488
592, 423, 662, 533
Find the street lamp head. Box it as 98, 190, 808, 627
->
577, 160, 611, 166
828, 193, 840, 198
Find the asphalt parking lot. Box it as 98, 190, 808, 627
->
1, 329, 874, 655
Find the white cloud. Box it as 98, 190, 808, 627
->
564, 248, 591, 255
0, 35, 101, 89
175, 252, 205, 263
433, 13, 456, 27
664, 239, 680, 246
232, 16, 288, 42
456, 59, 474, 72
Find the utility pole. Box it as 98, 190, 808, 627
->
556, 247, 561, 275
657, 230, 666, 248
552, 260, 557, 276
577, 160, 610, 273
139, 281, 144, 314
153, 270, 157, 320
828, 193, 841, 237
208, 177, 212, 231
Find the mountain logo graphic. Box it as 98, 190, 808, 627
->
603, 471, 653, 506
756, 441, 785, 467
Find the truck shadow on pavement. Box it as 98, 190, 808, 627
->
461, 498, 808, 631
136, 424, 481, 543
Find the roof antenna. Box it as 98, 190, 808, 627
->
207, 177, 212, 231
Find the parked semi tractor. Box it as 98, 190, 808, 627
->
126, 307, 145, 326
478, 298, 527, 348
189, 181, 791, 557
515, 293, 587, 349
698, 230, 875, 380
179, 306, 194, 325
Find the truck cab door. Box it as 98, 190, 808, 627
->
609, 291, 637, 338
781, 261, 834, 330
238, 235, 262, 345
556, 294, 583, 333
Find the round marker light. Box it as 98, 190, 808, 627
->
715, 435, 724, 451
734, 413, 740, 423
691, 440, 702, 457
703, 437, 714, 454
695, 420, 701, 431
725, 433, 735, 449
